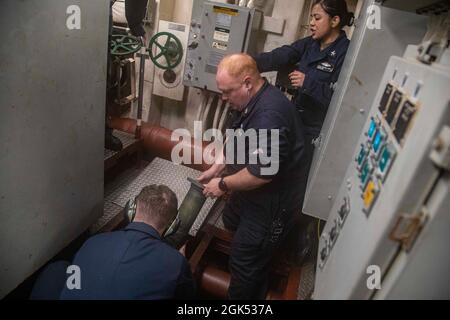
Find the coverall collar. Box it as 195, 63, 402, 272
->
309, 30, 348, 64
125, 221, 161, 240
242, 78, 270, 118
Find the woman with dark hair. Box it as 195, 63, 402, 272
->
255, 0, 354, 171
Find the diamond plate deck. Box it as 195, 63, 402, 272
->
298, 260, 316, 300
108, 158, 216, 236
104, 130, 137, 160
90, 201, 123, 234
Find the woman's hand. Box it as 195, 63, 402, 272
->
289, 70, 306, 88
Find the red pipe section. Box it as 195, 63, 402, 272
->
199, 265, 284, 300
109, 117, 211, 172
199, 265, 231, 299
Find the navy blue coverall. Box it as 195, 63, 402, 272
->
59, 222, 195, 300
223, 80, 308, 299
255, 31, 350, 175
255, 31, 350, 135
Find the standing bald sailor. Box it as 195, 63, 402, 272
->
200, 54, 308, 299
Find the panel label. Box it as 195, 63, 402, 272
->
168, 23, 186, 32
216, 13, 232, 28
213, 6, 239, 16
213, 27, 230, 42
378, 83, 394, 114
212, 41, 228, 51
393, 100, 418, 145
385, 90, 403, 125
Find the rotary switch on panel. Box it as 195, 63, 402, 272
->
319, 233, 331, 269
337, 196, 350, 226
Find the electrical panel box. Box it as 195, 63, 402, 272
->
314, 55, 450, 299
183, 0, 262, 93
302, 3, 428, 221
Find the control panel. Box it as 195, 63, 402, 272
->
314, 55, 450, 299
183, 0, 262, 93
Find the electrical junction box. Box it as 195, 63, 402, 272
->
183, 0, 262, 93
314, 55, 450, 299
302, 4, 428, 221
152, 20, 189, 101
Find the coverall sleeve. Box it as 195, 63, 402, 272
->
254, 37, 311, 73
246, 109, 291, 180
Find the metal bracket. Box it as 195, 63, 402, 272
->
389, 209, 428, 252
430, 125, 450, 171
312, 134, 323, 149
115, 58, 137, 106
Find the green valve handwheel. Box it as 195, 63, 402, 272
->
110, 34, 142, 56
149, 32, 183, 70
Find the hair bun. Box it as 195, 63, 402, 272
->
346, 12, 355, 27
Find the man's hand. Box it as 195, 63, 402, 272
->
203, 178, 225, 198
197, 164, 225, 184
289, 70, 306, 88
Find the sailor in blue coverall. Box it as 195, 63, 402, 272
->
255, 0, 354, 172
253, 0, 354, 270
200, 53, 308, 299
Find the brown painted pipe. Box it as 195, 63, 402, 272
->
109, 117, 211, 172
199, 265, 285, 300
200, 265, 230, 299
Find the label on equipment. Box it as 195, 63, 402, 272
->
385, 90, 404, 126
213, 27, 230, 42
393, 100, 418, 145
213, 6, 239, 16
212, 41, 227, 51
168, 23, 186, 32
378, 83, 394, 114
216, 13, 232, 28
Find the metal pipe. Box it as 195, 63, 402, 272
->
218, 102, 230, 132
200, 265, 231, 299
198, 264, 283, 299
109, 117, 211, 172
136, 50, 146, 139
196, 92, 209, 122
213, 100, 225, 129
201, 93, 216, 130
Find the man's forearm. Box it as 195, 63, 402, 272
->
212, 163, 226, 176
223, 168, 271, 191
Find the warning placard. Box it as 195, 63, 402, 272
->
212, 41, 227, 51
213, 6, 239, 16
213, 27, 230, 43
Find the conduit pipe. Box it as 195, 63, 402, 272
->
196, 92, 209, 123
201, 93, 216, 130
199, 265, 231, 299
109, 117, 211, 172
199, 265, 283, 299
213, 100, 225, 130
218, 102, 230, 132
